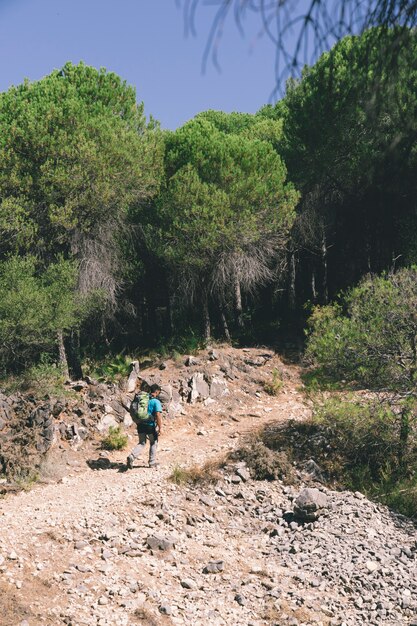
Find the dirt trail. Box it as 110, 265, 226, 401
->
0, 351, 309, 626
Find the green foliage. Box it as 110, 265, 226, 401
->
243, 400, 417, 517
263, 368, 283, 396
306, 268, 417, 393
101, 426, 128, 451
84, 353, 133, 383
155, 331, 206, 359
313, 397, 417, 516
313, 397, 402, 481
304, 266, 417, 516
0, 62, 165, 376
20, 357, 67, 396
376, 476, 417, 518
0, 255, 91, 373
145, 113, 298, 336
275, 27, 417, 306
0, 62, 162, 258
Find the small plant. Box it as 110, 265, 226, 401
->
263, 368, 283, 396
2, 353, 68, 397
170, 458, 224, 485
101, 426, 128, 451
86, 353, 133, 383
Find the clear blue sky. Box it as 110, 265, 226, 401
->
0, 0, 280, 129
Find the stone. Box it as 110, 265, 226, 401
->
98, 595, 108, 605
189, 373, 210, 403
181, 578, 197, 589
123, 412, 133, 427
101, 549, 113, 560
146, 535, 175, 551
97, 413, 118, 432
127, 360, 140, 392
200, 495, 216, 507
293, 488, 329, 521
235, 593, 245, 606
236, 466, 251, 482
244, 356, 266, 367
366, 560, 379, 573
203, 560, 224, 574
159, 384, 173, 407
209, 375, 229, 399
185, 356, 200, 366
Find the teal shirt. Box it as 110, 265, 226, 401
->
148, 397, 162, 419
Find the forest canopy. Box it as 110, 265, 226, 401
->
0, 27, 416, 377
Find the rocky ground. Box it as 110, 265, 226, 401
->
0, 347, 416, 626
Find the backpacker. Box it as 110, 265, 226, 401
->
130, 391, 150, 424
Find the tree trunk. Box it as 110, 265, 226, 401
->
219, 302, 231, 342
398, 405, 411, 471
57, 330, 70, 380
288, 252, 296, 310
234, 275, 244, 328
66, 330, 83, 380
202, 290, 211, 341
167, 288, 174, 335
311, 270, 317, 301
321, 230, 329, 304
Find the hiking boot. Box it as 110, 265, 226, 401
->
149, 461, 159, 469
126, 455, 134, 470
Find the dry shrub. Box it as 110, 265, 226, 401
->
237, 440, 296, 483
170, 456, 225, 485
263, 597, 331, 626
133, 606, 164, 625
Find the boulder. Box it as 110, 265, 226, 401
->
126, 360, 140, 392
146, 534, 175, 551
123, 412, 133, 428
209, 375, 229, 399
244, 356, 266, 367
97, 414, 118, 432
185, 356, 200, 367
159, 384, 172, 407
189, 373, 210, 403
293, 488, 329, 521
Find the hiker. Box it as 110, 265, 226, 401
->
127, 382, 162, 469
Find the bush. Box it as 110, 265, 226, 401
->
305, 268, 417, 467
85, 354, 133, 383
313, 398, 404, 481
240, 401, 417, 516
101, 426, 128, 451
263, 368, 283, 396
2, 354, 68, 397
306, 267, 417, 393
236, 440, 295, 482
170, 458, 224, 485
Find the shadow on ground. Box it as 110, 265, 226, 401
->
86, 458, 128, 472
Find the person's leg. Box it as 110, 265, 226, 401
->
127, 432, 147, 467
148, 433, 158, 466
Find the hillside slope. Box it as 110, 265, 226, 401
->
0, 348, 416, 626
